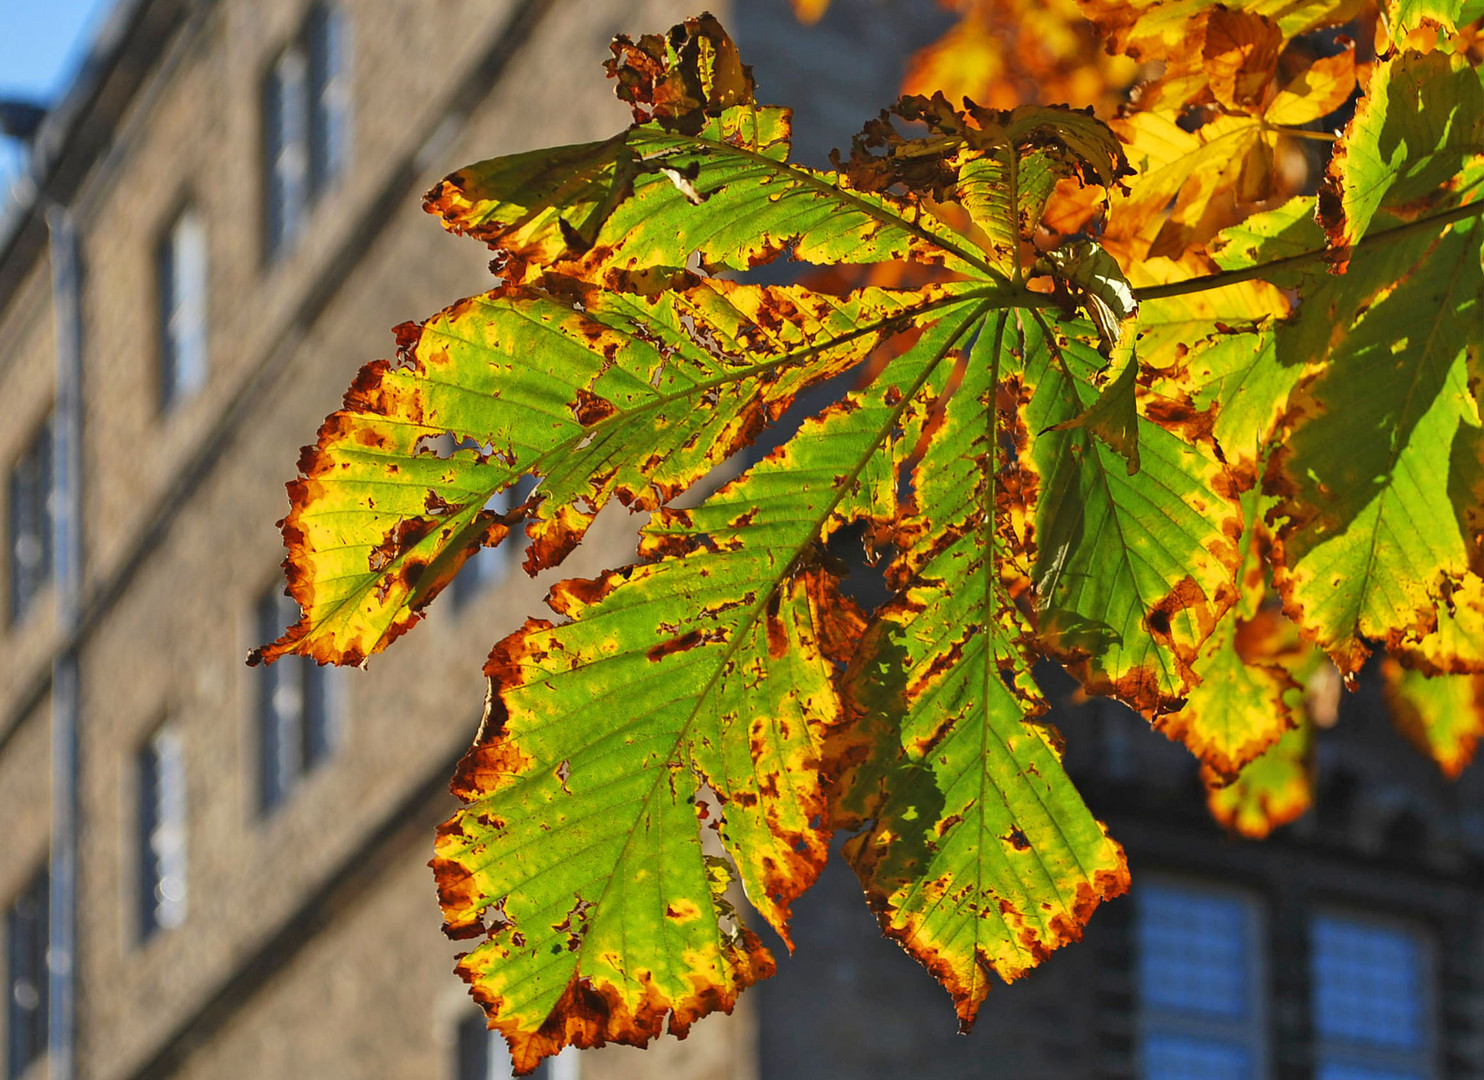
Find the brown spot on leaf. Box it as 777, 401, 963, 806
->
647, 629, 720, 662
572, 388, 618, 427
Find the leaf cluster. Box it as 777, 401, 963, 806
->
252, 6, 1484, 1071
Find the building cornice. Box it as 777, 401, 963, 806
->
0, 0, 192, 309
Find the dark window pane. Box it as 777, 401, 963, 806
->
257, 588, 340, 813
263, 48, 308, 260
1312, 915, 1427, 1051
456, 1012, 490, 1080
454, 1013, 555, 1080
1137, 882, 1253, 1021
258, 589, 300, 811
137, 726, 188, 940
452, 474, 536, 608
157, 210, 208, 410
304, 658, 339, 769
8, 416, 53, 624
1143, 1034, 1251, 1080
6, 865, 48, 1078
1318, 1066, 1425, 1080
137, 736, 160, 937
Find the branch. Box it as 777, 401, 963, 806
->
1131, 199, 1484, 303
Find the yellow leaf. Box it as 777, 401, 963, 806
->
1202, 7, 1284, 110
1078, 0, 1365, 65
1108, 112, 1272, 262
1382, 657, 1484, 777
904, 0, 1139, 115
790, 0, 831, 24
1393, 571, 1484, 675
1265, 47, 1358, 125
1204, 720, 1313, 838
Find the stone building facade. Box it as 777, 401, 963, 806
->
4, 1, 1484, 1079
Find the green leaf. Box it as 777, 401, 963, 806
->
1263, 218, 1484, 672
252, 279, 963, 666
432, 308, 986, 1063
1318, 50, 1484, 260
1216, 153, 1484, 677
1382, 0, 1468, 41
838, 313, 1128, 1027
1021, 313, 1244, 710
426, 23, 991, 286
1043, 334, 1142, 473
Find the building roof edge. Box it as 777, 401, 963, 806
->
0, 0, 177, 290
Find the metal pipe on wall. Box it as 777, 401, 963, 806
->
47, 202, 83, 1080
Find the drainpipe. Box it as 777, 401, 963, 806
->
48, 202, 83, 1080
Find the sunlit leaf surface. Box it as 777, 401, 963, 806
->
249, 9, 1484, 1071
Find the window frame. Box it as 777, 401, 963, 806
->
6, 413, 54, 627
254, 583, 344, 816
1134, 873, 1270, 1080
1309, 905, 1438, 1080
135, 722, 189, 942
156, 203, 210, 412
260, 2, 351, 264
452, 1010, 574, 1080
5, 864, 48, 1080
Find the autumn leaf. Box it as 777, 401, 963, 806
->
1151, 493, 1290, 777
434, 341, 952, 1067
1202, 7, 1284, 110
903, 0, 1140, 115
1021, 314, 1244, 709
250, 280, 949, 666
247, 9, 1484, 1073
1243, 61, 1484, 672
1318, 50, 1484, 261
837, 313, 1128, 1028
1204, 719, 1314, 839
1264, 46, 1357, 125
259, 17, 1140, 1065
1382, 656, 1484, 776
1077, 0, 1364, 65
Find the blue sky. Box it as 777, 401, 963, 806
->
1, 0, 118, 200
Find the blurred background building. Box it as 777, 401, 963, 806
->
2, 1, 1483, 1079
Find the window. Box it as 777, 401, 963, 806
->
7, 416, 52, 625
452, 475, 537, 608
1136, 879, 1265, 1080
264, 43, 308, 259
136, 724, 188, 940
455, 1012, 574, 1080
157, 208, 209, 410
1311, 912, 1434, 1080
257, 588, 342, 813
307, 4, 351, 191
5, 865, 47, 1079
263, 3, 351, 260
